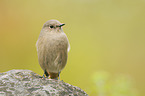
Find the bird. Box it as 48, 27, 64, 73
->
36, 20, 70, 79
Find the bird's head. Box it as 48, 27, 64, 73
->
42, 20, 65, 33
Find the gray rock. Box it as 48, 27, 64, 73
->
0, 70, 88, 96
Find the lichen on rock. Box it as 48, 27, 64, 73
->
0, 70, 88, 96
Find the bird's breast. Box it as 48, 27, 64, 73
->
38, 33, 68, 51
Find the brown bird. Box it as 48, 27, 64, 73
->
36, 20, 70, 79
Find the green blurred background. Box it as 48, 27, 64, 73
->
0, 0, 145, 95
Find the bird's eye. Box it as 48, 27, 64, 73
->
50, 25, 54, 28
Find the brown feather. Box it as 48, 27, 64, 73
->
48, 72, 59, 79
36, 20, 70, 79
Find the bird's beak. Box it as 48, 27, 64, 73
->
59, 23, 65, 27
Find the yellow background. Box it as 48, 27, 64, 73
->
0, 0, 145, 95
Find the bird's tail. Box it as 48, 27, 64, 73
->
48, 72, 59, 79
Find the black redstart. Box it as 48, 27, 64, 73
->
36, 20, 70, 79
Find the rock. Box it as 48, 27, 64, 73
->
0, 70, 88, 96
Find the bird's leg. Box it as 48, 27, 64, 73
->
45, 70, 49, 78
58, 71, 61, 80
42, 73, 45, 79
41, 70, 49, 79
